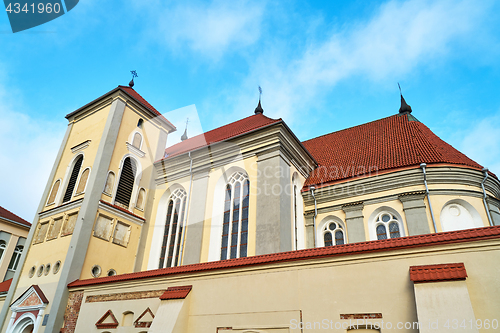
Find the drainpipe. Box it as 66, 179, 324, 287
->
310, 185, 317, 247
420, 163, 437, 233
481, 168, 494, 226
179, 151, 194, 264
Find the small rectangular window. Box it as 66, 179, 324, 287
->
33, 222, 50, 244
93, 215, 114, 240
61, 213, 78, 236
112, 221, 131, 247
47, 217, 63, 240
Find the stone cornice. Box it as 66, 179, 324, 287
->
39, 198, 84, 219
154, 122, 316, 184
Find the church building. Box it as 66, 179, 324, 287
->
1, 83, 499, 333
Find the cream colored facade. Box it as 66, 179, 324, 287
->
1, 85, 500, 333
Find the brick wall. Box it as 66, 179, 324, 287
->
61, 291, 83, 333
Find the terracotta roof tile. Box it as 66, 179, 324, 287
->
0, 279, 12, 293
303, 114, 485, 186
0, 206, 30, 227
410, 262, 467, 283
159, 285, 192, 300
163, 114, 281, 159
68, 225, 500, 288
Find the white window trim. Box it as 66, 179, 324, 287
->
368, 208, 405, 241
57, 153, 85, 205
112, 154, 143, 211
317, 217, 347, 247
208, 167, 250, 262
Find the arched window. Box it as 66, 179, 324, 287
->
132, 132, 142, 149
103, 171, 115, 195
221, 172, 249, 260
115, 157, 137, 209
62, 155, 83, 203
47, 179, 60, 205
0, 240, 6, 261
159, 188, 187, 268
136, 188, 146, 210
440, 199, 483, 232
322, 221, 345, 246
374, 212, 401, 240
8, 245, 23, 271
75, 168, 90, 194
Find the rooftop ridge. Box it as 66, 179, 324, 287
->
0, 205, 30, 227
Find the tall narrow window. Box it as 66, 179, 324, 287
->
63, 155, 83, 203
75, 168, 90, 194
221, 172, 249, 260
375, 212, 402, 240
322, 221, 345, 246
103, 171, 115, 195
115, 157, 137, 209
159, 188, 187, 268
8, 246, 23, 271
132, 133, 142, 149
0, 240, 6, 261
136, 188, 146, 210
47, 179, 60, 205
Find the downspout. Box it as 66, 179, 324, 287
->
481, 168, 494, 226
310, 185, 317, 247
420, 163, 437, 233
179, 151, 194, 264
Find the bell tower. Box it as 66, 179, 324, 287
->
0, 85, 175, 333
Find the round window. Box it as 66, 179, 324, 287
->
53, 260, 61, 274
44, 263, 51, 276
28, 266, 36, 278
91, 265, 101, 278
37, 265, 45, 277
107, 269, 117, 276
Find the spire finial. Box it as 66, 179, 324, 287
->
129, 70, 138, 88
255, 86, 264, 115
398, 82, 412, 114
181, 118, 189, 141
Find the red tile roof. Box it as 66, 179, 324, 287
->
303, 114, 484, 187
159, 285, 192, 300
68, 225, 500, 288
0, 279, 12, 293
410, 262, 467, 283
0, 206, 30, 227
163, 114, 282, 159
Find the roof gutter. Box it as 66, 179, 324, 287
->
310, 185, 318, 247
420, 163, 437, 233
481, 168, 494, 226
0, 217, 31, 229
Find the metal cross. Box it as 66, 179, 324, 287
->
131, 70, 138, 79
258, 86, 262, 100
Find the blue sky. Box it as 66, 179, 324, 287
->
1, 0, 500, 221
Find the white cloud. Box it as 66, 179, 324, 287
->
0, 83, 64, 221
151, 0, 265, 59
460, 113, 500, 174
222, 0, 490, 132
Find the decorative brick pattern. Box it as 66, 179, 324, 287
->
340, 313, 383, 320
61, 291, 84, 333
19, 292, 41, 307
85, 290, 165, 303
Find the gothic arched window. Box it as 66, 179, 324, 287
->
322, 221, 345, 246
159, 188, 187, 268
0, 240, 6, 261
221, 172, 249, 260
47, 179, 60, 205
62, 155, 83, 203
115, 157, 137, 209
375, 212, 401, 240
